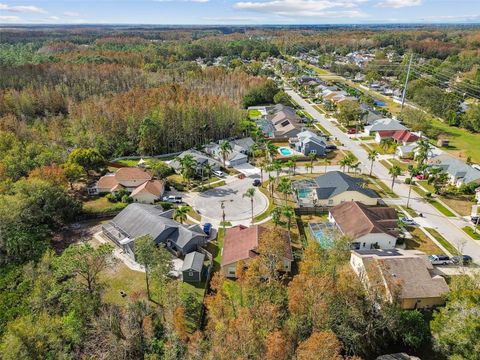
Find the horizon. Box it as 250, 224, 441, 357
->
0, 0, 479, 25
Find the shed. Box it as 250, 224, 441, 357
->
182, 251, 205, 283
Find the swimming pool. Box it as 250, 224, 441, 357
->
297, 188, 313, 199
308, 223, 338, 249
278, 147, 293, 156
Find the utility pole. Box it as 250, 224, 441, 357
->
401, 53, 414, 112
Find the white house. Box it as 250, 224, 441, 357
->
328, 201, 398, 250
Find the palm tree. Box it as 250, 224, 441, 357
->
219, 140, 232, 169
380, 138, 393, 152
339, 158, 349, 172
286, 160, 295, 177
173, 205, 189, 224
203, 162, 213, 181
178, 154, 197, 187
324, 157, 331, 174
305, 163, 313, 174
277, 178, 293, 205
350, 162, 361, 174
308, 151, 317, 169
282, 205, 295, 236
268, 175, 276, 199
272, 160, 283, 180
250, 143, 259, 164
259, 160, 269, 183
265, 141, 278, 163
389, 165, 402, 189
367, 149, 379, 177
415, 138, 432, 166
243, 187, 256, 223
291, 155, 300, 175
271, 207, 282, 227
406, 164, 417, 208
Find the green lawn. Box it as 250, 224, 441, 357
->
424, 228, 460, 256
372, 178, 399, 199
254, 186, 275, 222
426, 198, 456, 217
115, 159, 141, 167
101, 263, 147, 306
313, 122, 331, 136
83, 196, 128, 214
206, 228, 224, 273
462, 226, 480, 240
186, 206, 201, 222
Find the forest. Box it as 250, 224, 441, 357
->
0, 25, 479, 359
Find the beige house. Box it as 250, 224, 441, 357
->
221, 225, 293, 278
350, 249, 449, 309
130, 180, 165, 204
95, 167, 152, 194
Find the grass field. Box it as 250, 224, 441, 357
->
248, 109, 262, 118
426, 198, 456, 217
313, 121, 331, 136
424, 228, 460, 256
83, 196, 128, 214
102, 263, 146, 306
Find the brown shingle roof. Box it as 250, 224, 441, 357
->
97, 175, 118, 191
115, 167, 152, 183
131, 180, 165, 197
221, 225, 293, 267
330, 201, 398, 239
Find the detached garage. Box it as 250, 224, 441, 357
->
182, 251, 205, 283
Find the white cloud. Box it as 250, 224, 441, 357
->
0, 15, 21, 22
233, 0, 367, 18
48, 15, 60, 21
377, 0, 422, 8
63, 11, 80, 17
0, 3, 47, 14
154, 0, 209, 2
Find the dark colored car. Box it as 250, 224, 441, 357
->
326, 144, 337, 150
252, 179, 261, 187
452, 255, 473, 265
203, 223, 212, 235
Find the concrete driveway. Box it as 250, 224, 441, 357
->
186, 174, 268, 226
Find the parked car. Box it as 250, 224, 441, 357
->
162, 195, 183, 204
452, 255, 473, 265
213, 170, 225, 178
415, 174, 426, 180
428, 255, 452, 265
326, 144, 337, 151
471, 216, 479, 224
347, 128, 357, 134
203, 223, 212, 235
400, 217, 416, 226
252, 179, 261, 187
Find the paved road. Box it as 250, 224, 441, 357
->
186, 174, 268, 226
286, 89, 480, 263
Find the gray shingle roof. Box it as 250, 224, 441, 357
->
314, 171, 379, 199
182, 251, 205, 272
108, 204, 206, 250
428, 154, 480, 184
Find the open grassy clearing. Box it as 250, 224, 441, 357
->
404, 227, 443, 255
424, 228, 460, 256
101, 262, 147, 306
82, 196, 128, 214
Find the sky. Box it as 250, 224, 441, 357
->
0, 0, 479, 25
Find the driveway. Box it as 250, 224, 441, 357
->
186, 173, 268, 226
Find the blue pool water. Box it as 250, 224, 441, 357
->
279, 147, 293, 156
297, 188, 313, 199
309, 223, 336, 249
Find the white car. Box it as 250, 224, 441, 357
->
162, 195, 182, 204
212, 170, 225, 178
429, 255, 452, 266
401, 217, 416, 226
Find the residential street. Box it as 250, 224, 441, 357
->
286, 89, 480, 263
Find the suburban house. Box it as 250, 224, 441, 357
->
375, 130, 420, 146
204, 137, 254, 167
170, 149, 222, 175
221, 225, 293, 278
427, 154, 480, 187
94, 167, 152, 194
289, 130, 327, 156
396, 144, 416, 159
181, 251, 205, 283
130, 180, 165, 204
364, 118, 407, 136
293, 171, 380, 207
350, 249, 449, 309
102, 203, 208, 259
265, 104, 303, 139
328, 201, 399, 250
